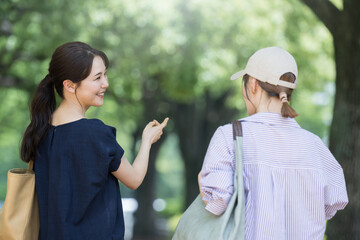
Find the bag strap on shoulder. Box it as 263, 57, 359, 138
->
232, 120, 243, 139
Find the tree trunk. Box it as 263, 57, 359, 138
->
326, 11, 360, 239
173, 90, 238, 207
174, 101, 210, 207
299, 0, 360, 238
133, 135, 166, 238
133, 76, 169, 238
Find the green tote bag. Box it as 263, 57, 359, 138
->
172, 121, 245, 240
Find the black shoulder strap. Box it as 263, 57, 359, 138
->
232, 120, 243, 140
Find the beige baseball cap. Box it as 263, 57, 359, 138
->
230, 47, 298, 89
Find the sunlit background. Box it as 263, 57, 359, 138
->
0, 0, 348, 239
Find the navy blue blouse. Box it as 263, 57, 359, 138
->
35, 119, 125, 240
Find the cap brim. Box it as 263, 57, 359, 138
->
230, 70, 246, 80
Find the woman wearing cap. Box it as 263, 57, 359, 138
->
198, 47, 348, 239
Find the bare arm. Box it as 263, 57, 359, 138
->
112, 118, 169, 190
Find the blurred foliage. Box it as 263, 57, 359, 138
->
1, 0, 336, 236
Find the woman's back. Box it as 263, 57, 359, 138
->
35, 119, 125, 240
200, 113, 348, 240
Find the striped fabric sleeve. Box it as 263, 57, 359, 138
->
200, 126, 235, 215
318, 139, 349, 220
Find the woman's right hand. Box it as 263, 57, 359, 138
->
112, 117, 169, 190
142, 117, 169, 145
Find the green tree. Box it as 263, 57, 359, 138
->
0, 0, 343, 238
168, 0, 335, 209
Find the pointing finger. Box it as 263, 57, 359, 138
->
160, 117, 169, 128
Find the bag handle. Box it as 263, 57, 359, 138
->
231, 120, 246, 239
232, 120, 243, 175
28, 160, 34, 170
232, 120, 243, 139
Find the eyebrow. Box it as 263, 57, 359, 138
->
93, 70, 106, 77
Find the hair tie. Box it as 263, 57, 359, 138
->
279, 92, 288, 103
46, 73, 54, 84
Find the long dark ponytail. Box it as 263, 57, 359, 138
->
21, 74, 56, 163
20, 41, 109, 163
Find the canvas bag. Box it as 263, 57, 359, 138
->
172, 121, 245, 240
0, 160, 40, 240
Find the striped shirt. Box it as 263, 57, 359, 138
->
200, 112, 348, 240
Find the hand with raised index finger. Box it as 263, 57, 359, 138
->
142, 117, 169, 145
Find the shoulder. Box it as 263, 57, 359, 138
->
79, 119, 117, 137
307, 131, 336, 157
294, 126, 326, 146
214, 121, 246, 141
214, 123, 233, 139
218, 122, 232, 133
208, 123, 234, 152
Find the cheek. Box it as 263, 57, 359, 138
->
75, 86, 97, 101
80, 82, 99, 93
242, 85, 250, 102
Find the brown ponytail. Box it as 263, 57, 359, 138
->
244, 72, 298, 118
281, 101, 298, 118
278, 72, 298, 118
20, 42, 109, 163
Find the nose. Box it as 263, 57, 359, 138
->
102, 76, 109, 88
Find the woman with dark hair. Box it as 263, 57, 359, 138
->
21, 41, 168, 240
198, 47, 348, 239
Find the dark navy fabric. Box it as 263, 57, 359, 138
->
35, 118, 125, 240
